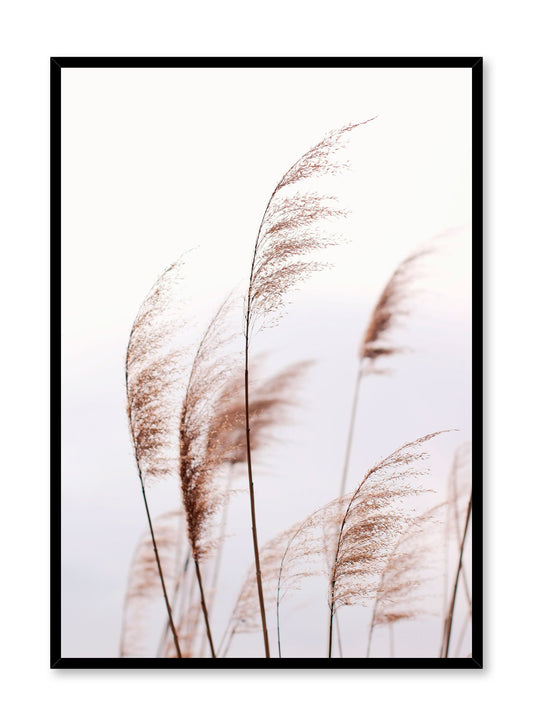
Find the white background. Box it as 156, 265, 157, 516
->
0, 2, 528, 725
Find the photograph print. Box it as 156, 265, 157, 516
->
53, 57, 481, 667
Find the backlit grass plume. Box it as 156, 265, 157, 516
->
243, 119, 376, 656
120, 511, 186, 657
339, 247, 432, 497
126, 261, 186, 657
326, 431, 446, 656
366, 502, 446, 658
226, 432, 444, 657
179, 298, 237, 657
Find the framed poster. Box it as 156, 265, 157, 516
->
52, 57, 481, 668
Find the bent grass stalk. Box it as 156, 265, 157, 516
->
442, 490, 472, 658
120, 510, 184, 658
138, 481, 182, 657
156, 552, 190, 657
125, 263, 186, 658
244, 120, 375, 656
244, 270, 270, 657
328, 433, 445, 657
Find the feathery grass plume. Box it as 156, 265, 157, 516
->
366, 502, 447, 658
203, 359, 313, 655
209, 358, 313, 470
326, 432, 447, 656
359, 248, 432, 366
126, 261, 187, 657
220, 497, 330, 656
178, 300, 307, 655
339, 247, 432, 498
126, 261, 186, 480
120, 511, 186, 657
179, 297, 240, 657
226, 432, 444, 657
243, 119, 376, 656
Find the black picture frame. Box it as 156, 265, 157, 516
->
51, 56, 482, 670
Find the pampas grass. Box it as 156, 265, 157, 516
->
243, 120, 375, 656
326, 431, 446, 656
125, 261, 186, 657
178, 295, 312, 656
225, 432, 446, 658
366, 503, 447, 657
178, 297, 236, 657
339, 247, 433, 498
202, 359, 312, 655
119, 124, 470, 660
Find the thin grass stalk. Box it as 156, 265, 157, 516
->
334, 366, 363, 655
338, 248, 431, 653
220, 624, 237, 658
328, 526, 346, 658
194, 558, 216, 657
125, 261, 186, 658
452, 462, 473, 614
127, 360, 182, 658
209, 466, 233, 597
177, 555, 193, 625
138, 474, 182, 658
177, 297, 237, 658
243, 202, 277, 657
442, 491, 472, 658
184, 554, 203, 656
198, 355, 310, 658
243, 122, 375, 656
276, 524, 300, 658
216, 617, 233, 658
335, 614, 344, 658
328, 474, 368, 657
440, 447, 472, 655
452, 611, 471, 657
120, 510, 180, 657
366, 565, 384, 658
156, 551, 190, 657
339, 366, 363, 497
274, 518, 344, 659
244, 329, 270, 657
198, 466, 234, 657
441, 491, 451, 645
438, 453, 472, 657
